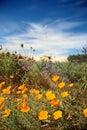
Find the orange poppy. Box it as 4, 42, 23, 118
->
3, 109, 11, 117
21, 105, 30, 112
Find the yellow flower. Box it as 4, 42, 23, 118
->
51, 99, 60, 107
0, 82, 5, 89
7, 86, 11, 90
30, 89, 40, 95
0, 104, 4, 110
61, 91, 69, 97
10, 75, 14, 79
22, 87, 28, 94
52, 75, 60, 82
53, 110, 62, 120
17, 91, 21, 94
18, 85, 28, 94
3, 109, 11, 117
58, 82, 65, 88
1, 81, 5, 85
38, 110, 48, 120
68, 83, 74, 87
18, 84, 25, 90
2, 88, 11, 94
17, 98, 30, 113
83, 108, 87, 117
46, 91, 56, 101
21, 105, 30, 113
22, 94, 27, 99
0, 97, 6, 104
36, 94, 42, 99
23, 99, 28, 105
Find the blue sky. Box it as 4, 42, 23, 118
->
0, 0, 87, 58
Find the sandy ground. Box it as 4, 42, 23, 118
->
33, 56, 67, 62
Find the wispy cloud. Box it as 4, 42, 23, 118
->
1, 20, 87, 57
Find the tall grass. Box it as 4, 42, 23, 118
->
0, 53, 87, 130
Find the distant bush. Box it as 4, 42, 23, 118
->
67, 54, 87, 63
67, 46, 87, 63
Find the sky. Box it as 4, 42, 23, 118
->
0, 0, 87, 58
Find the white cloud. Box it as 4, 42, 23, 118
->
1, 20, 87, 58
47, 19, 82, 31
0, 22, 21, 35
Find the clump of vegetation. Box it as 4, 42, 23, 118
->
0, 73, 87, 130
67, 54, 87, 63
0, 45, 87, 130
0, 52, 26, 86
68, 46, 87, 63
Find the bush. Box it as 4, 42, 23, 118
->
67, 54, 87, 63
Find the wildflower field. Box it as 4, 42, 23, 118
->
0, 53, 87, 130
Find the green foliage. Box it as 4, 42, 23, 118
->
68, 46, 87, 63
21, 63, 41, 86
56, 61, 87, 90
21, 59, 56, 89
0, 52, 87, 130
67, 54, 87, 63
0, 53, 25, 86
35, 60, 48, 71
0, 80, 87, 130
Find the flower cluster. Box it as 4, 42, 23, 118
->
0, 74, 86, 124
